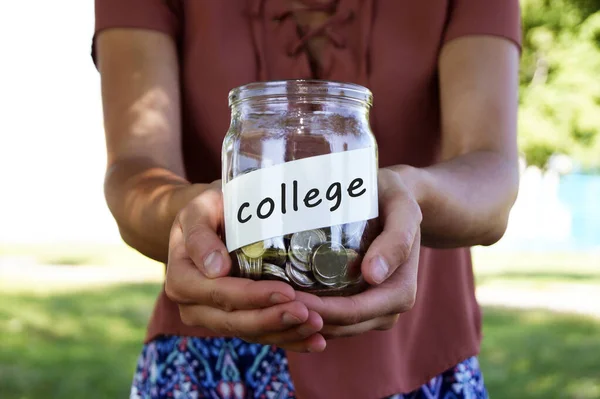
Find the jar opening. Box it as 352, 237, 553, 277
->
229, 80, 373, 108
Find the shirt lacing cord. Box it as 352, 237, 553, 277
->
247, 0, 372, 83
271, 0, 355, 57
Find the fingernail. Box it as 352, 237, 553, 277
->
371, 256, 389, 284
282, 312, 303, 326
270, 293, 291, 304
308, 340, 326, 353
203, 251, 223, 277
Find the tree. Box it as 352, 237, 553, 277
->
519, 0, 600, 170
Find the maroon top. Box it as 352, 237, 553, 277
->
93, 1, 521, 398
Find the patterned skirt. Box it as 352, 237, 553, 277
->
131, 336, 488, 399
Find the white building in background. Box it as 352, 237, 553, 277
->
497, 166, 573, 250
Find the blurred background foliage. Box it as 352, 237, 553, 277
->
519, 0, 600, 170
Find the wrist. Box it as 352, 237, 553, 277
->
167, 183, 211, 217
387, 165, 431, 209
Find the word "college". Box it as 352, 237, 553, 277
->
237, 178, 367, 223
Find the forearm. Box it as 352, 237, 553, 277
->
391, 150, 519, 248
104, 156, 208, 263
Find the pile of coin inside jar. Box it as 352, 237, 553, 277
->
232, 220, 372, 295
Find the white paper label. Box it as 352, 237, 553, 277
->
223, 147, 378, 252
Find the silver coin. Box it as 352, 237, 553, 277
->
290, 229, 327, 264
249, 256, 263, 278
285, 262, 315, 288
313, 272, 340, 287
312, 242, 349, 282
289, 252, 311, 273
262, 237, 288, 266
263, 263, 290, 283
235, 251, 250, 278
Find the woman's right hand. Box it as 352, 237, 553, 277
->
165, 185, 326, 353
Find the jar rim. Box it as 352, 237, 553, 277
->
228, 80, 373, 107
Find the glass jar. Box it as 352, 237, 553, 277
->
222, 80, 379, 296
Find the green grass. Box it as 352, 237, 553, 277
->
481, 307, 600, 399
1, 245, 599, 398
0, 283, 599, 398
0, 283, 162, 399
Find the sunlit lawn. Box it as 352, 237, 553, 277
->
0, 284, 161, 399
1, 246, 599, 398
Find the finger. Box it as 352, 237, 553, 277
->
278, 334, 327, 353
178, 189, 230, 278
321, 314, 399, 339
243, 332, 327, 353
167, 224, 296, 309
296, 237, 420, 326
166, 250, 296, 310
244, 310, 323, 346
178, 300, 309, 337
362, 173, 422, 285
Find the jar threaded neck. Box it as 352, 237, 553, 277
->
229, 80, 373, 108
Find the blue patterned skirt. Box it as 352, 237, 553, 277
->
131, 336, 487, 399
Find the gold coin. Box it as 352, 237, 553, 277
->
241, 241, 266, 258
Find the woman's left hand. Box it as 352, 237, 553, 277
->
296, 168, 422, 338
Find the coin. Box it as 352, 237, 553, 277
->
289, 252, 311, 273
262, 237, 287, 266
241, 240, 266, 259
236, 251, 250, 278
236, 250, 263, 279
285, 261, 315, 288
290, 229, 327, 264
313, 273, 339, 287
263, 263, 290, 283
311, 242, 349, 287
312, 242, 348, 280
249, 256, 263, 278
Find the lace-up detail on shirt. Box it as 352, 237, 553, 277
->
272, 1, 354, 56
247, 0, 373, 83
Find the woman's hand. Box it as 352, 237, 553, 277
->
296, 168, 422, 338
165, 184, 326, 352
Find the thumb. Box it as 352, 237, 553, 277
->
178, 188, 231, 279
362, 189, 421, 285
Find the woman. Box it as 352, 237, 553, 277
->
93, 1, 521, 398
